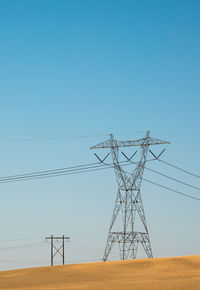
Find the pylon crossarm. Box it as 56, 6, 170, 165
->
91, 133, 170, 150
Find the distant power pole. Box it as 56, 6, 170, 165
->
91, 131, 169, 261
45, 235, 70, 266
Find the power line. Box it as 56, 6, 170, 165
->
68, 245, 104, 256
0, 157, 199, 203
143, 178, 200, 202
0, 259, 49, 264
0, 161, 130, 183
144, 166, 200, 191
0, 134, 108, 143
70, 242, 104, 252
70, 242, 120, 258
0, 162, 100, 180
0, 237, 120, 258
127, 159, 200, 192
0, 158, 198, 191
68, 244, 119, 260
0, 237, 44, 244
0, 238, 119, 260
0, 158, 155, 183
0, 163, 106, 183
159, 159, 200, 179
0, 165, 111, 183
0, 242, 47, 251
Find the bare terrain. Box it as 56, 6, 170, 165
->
0, 255, 200, 290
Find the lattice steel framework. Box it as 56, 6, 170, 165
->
91, 131, 169, 261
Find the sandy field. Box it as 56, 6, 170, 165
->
0, 255, 199, 290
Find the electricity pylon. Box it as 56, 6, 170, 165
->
91, 131, 169, 261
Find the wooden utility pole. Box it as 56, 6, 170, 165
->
46, 235, 70, 266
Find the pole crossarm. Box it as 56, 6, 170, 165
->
46, 237, 70, 240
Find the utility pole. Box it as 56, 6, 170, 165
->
45, 235, 70, 266
91, 131, 169, 261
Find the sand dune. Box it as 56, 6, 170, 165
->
0, 255, 200, 289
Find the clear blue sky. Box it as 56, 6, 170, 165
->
0, 0, 200, 270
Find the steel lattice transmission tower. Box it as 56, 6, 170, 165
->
91, 131, 169, 261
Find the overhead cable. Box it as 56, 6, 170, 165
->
0, 134, 108, 143
0, 159, 199, 203
144, 166, 200, 191
0, 161, 130, 183
143, 178, 200, 202
159, 159, 200, 179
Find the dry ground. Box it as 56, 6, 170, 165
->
0, 255, 200, 290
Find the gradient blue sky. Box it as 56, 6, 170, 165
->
0, 0, 200, 270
